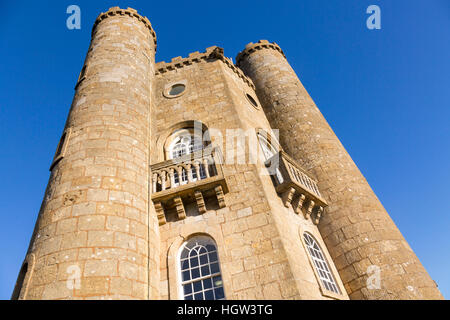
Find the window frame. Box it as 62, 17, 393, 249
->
301, 231, 346, 299
244, 91, 261, 109
163, 80, 188, 99
50, 127, 72, 171
177, 236, 226, 301
166, 128, 205, 161
257, 131, 284, 184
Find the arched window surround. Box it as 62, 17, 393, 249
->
155, 120, 212, 163
167, 128, 204, 160
166, 228, 230, 301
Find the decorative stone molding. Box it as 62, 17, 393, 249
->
292, 193, 306, 215
174, 197, 186, 220
235, 40, 286, 67
194, 191, 207, 214
214, 186, 226, 209
313, 206, 324, 225
305, 200, 315, 220
154, 202, 166, 226
92, 7, 157, 49
155, 46, 255, 90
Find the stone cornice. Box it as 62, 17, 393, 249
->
235, 40, 286, 67
92, 7, 157, 49
156, 46, 255, 90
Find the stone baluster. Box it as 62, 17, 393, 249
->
161, 170, 167, 191
168, 167, 175, 189
177, 166, 183, 185
152, 173, 158, 193
193, 162, 201, 181
187, 164, 193, 183
202, 158, 210, 178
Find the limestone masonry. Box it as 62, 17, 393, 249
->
12, 7, 443, 300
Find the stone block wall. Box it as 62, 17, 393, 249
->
236, 40, 443, 300
13, 7, 157, 300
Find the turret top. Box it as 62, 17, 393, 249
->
92, 7, 157, 49
235, 40, 286, 67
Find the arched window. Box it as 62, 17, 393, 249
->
168, 129, 203, 160
303, 233, 340, 294
257, 132, 284, 184
179, 236, 225, 300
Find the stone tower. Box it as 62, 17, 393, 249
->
236, 41, 443, 300
12, 7, 442, 300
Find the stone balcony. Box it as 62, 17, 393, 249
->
266, 151, 328, 225
150, 146, 228, 225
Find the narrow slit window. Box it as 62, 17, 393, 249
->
50, 128, 71, 171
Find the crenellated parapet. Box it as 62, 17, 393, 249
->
156, 46, 255, 90
235, 40, 286, 67
92, 7, 157, 48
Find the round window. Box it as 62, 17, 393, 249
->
246, 93, 259, 108
164, 82, 187, 98
169, 84, 185, 96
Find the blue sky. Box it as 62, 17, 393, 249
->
0, 0, 449, 299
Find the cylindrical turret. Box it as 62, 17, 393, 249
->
236, 40, 443, 299
12, 7, 157, 300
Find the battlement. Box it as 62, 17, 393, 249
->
235, 40, 286, 67
92, 7, 157, 49
156, 46, 255, 90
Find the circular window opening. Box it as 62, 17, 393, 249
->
169, 84, 186, 96
246, 93, 259, 108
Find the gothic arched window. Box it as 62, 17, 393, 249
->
303, 232, 340, 294
179, 236, 225, 300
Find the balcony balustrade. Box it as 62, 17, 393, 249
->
150, 146, 228, 225
266, 151, 328, 224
